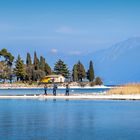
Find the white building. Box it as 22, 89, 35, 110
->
42, 75, 65, 83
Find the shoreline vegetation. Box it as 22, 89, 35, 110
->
107, 84, 140, 95
0, 48, 103, 86
0, 82, 109, 89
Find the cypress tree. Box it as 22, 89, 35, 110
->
33, 52, 39, 70
26, 53, 32, 66
39, 56, 52, 75
39, 56, 46, 71
25, 53, 33, 82
87, 60, 94, 82
77, 61, 86, 82
72, 64, 78, 81
45, 62, 52, 75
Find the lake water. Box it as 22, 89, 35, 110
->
0, 88, 109, 95
0, 99, 140, 140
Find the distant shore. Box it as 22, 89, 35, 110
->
0, 84, 111, 89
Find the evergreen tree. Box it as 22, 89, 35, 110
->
25, 53, 33, 82
14, 55, 26, 81
54, 59, 69, 78
25, 65, 34, 82
33, 52, 39, 70
72, 64, 78, 81
45, 62, 52, 75
87, 60, 95, 82
77, 61, 86, 82
26, 53, 32, 66
39, 56, 45, 71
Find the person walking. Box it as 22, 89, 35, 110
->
65, 84, 70, 96
44, 84, 48, 95
53, 84, 57, 96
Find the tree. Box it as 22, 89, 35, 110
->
0, 48, 14, 67
77, 61, 86, 82
14, 55, 26, 81
95, 77, 103, 85
87, 60, 95, 82
0, 61, 10, 81
25, 65, 34, 82
0, 48, 14, 82
54, 59, 69, 78
72, 64, 78, 81
26, 53, 32, 66
32, 70, 46, 81
33, 52, 39, 70
25, 53, 33, 82
45, 62, 52, 75
39, 56, 45, 71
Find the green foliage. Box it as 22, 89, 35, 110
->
39, 56, 45, 71
77, 61, 86, 82
25, 53, 33, 82
72, 64, 78, 81
32, 70, 46, 81
95, 77, 103, 85
33, 52, 39, 70
0, 48, 103, 84
54, 59, 70, 78
0, 48, 14, 66
26, 53, 32, 66
25, 65, 34, 81
0, 48, 14, 82
87, 60, 95, 82
45, 63, 52, 75
0, 61, 11, 81
14, 55, 26, 81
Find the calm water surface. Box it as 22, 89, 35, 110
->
0, 99, 140, 140
0, 88, 109, 95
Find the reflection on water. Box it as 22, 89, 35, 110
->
0, 100, 140, 140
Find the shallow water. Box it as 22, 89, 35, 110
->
0, 88, 109, 95
0, 99, 140, 140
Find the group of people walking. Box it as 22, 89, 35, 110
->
44, 84, 70, 96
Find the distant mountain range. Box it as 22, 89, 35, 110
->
40, 37, 140, 84
91, 37, 140, 84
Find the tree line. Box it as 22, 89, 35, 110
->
0, 48, 103, 85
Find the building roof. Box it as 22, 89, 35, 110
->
44, 74, 64, 78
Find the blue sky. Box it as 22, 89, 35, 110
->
0, 0, 140, 59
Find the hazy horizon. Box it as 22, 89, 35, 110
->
0, 0, 140, 84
